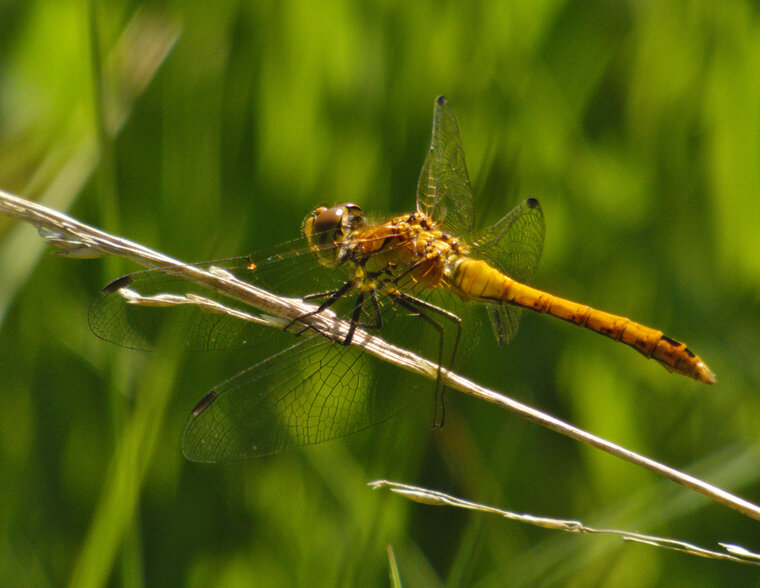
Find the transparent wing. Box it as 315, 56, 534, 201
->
466, 197, 545, 345
416, 96, 475, 236
181, 336, 396, 461
88, 235, 352, 352
468, 197, 545, 283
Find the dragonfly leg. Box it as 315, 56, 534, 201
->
387, 258, 430, 290
287, 281, 355, 335
302, 286, 350, 302
336, 285, 395, 345
390, 291, 462, 429
292, 281, 379, 347
340, 291, 365, 345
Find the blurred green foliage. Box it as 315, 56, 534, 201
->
1, 0, 760, 586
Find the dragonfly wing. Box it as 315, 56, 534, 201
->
89, 239, 350, 352
181, 336, 395, 461
484, 305, 521, 347
468, 197, 545, 344
416, 96, 475, 236
89, 260, 284, 352
468, 197, 545, 283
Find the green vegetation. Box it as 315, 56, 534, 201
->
1, 1, 759, 585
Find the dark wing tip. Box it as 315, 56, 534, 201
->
190, 389, 219, 417
102, 274, 134, 293
526, 197, 540, 209
435, 95, 448, 105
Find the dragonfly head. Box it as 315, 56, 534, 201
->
303, 203, 365, 267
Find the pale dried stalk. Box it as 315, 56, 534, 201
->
1, 188, 759, 524
370, 481, 760, 566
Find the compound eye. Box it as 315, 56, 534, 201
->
311, 206, 346, 238
304, 205, 347, 267
304, 203, 365, 267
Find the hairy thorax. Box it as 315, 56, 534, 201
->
346, 212, 469, 295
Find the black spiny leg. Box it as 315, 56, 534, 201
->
390, 291, 462, 428
341, 291, 365, 345
301, 280, 355, 308
338, 284, 392, 345
288, 280, 355, 335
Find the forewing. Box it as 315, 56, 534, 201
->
88, 236, 350, 352
467, 198, 545, 345
416, 96, 475, 236
181, 336, 395, 461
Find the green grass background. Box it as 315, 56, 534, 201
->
1, 1, 760, 586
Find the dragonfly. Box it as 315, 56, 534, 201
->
90, 96, 715, 462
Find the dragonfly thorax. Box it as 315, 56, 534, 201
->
342, 211, 469, 294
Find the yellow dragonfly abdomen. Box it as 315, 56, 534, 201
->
449, 257, 716, 384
